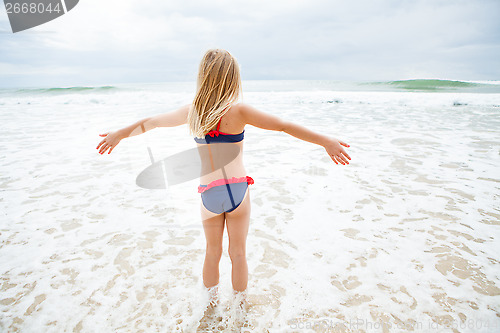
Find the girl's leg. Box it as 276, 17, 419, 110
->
201, 205, 225, 289
225, 187, 251, 292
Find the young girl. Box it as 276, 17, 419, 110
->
96, 48, 351, 309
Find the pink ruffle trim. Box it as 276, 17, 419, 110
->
198, 176, 254, 193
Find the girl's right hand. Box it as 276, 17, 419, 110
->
96, 131, 122, 154
324, 137, 351, 165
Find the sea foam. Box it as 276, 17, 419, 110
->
1, 81, 499, 332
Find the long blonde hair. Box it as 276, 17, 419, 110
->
188, 49, 242, 138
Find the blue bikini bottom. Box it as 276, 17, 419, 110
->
199, 177, 254, 214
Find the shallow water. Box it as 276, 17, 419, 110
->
1, 81, 499, 332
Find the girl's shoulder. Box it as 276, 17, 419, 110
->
230, 103, 252, 116
220, 103, 248, 131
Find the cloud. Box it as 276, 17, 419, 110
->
0, 61, 78, 75
0, 0, 499, 87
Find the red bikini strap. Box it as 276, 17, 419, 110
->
216, 117, 222, 132
214, 103, 231, 133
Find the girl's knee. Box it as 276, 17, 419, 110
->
206, 245, 223, 259
228, 247, 246, 261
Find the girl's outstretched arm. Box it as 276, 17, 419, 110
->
96, 105, 189, 155
239, 103, 351, 165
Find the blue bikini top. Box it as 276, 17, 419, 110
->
194, 117, 244, 144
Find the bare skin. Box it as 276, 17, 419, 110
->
97, 103, 351, 294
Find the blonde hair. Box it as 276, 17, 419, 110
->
188, 49, 242, 138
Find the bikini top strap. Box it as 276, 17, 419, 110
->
215, 103, 232, 132
216, 117, 222, 132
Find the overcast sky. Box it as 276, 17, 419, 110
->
0, 0, 499, 88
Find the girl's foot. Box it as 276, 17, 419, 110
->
232, 288, 249, 311
206, 283, 220, 308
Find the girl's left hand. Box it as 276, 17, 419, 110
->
96, 131, 122, 154
324, 138, 351, 165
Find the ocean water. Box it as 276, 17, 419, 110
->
0, 80, 499, 332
